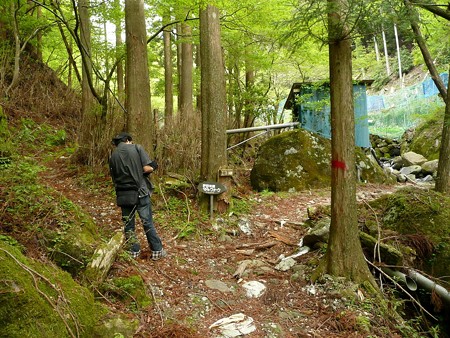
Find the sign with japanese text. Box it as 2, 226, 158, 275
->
198, 181, 227, 195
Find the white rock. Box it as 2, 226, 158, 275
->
242, 281, 266, 298
209, 313, 256, 337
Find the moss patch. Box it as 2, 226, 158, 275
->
0, 240, 101, 338
361, 187, 450, 277
102, 275, 152, 311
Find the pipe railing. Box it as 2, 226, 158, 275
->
226, 122, 299, 151
226, 122, 299, 134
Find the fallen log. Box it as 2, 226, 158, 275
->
359, 232, 403, 265
236, 241, 277, 250
83, 231, 124, 286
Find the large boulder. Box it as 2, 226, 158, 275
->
400, 111, 443, 160
0, 240, 100, 337
250, 129, 395, 192
0, 239, 139, 338
362, 187, 450, 278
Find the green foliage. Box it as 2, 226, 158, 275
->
0, 107, 13, 161
156, 194, 208, 240
108, 275, 152, 311
230, 196, 254, 215
14, 119, 67, 152
369, 89, 445, 139
0, 235, 23, 251
0, 144, 98, 275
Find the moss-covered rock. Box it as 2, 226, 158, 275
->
250, 129, 395, 192
45, 212, 99, 277
362, 187, 450, 277
0, 240, 102, 338
400, 111, 443, 160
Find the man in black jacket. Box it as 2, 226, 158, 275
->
109, 132, 166, 260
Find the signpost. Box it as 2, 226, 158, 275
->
198, 181, 227, 219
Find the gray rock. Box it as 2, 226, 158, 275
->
303, 218, 331, 247
392, 156, 404, 170
421, 159, 439, 174
397, 173, 407, 183
209, 313, 256, 337
400, 165, 422, 176
274, 258, 296, 271
205, 280, 232, 293
406, 174, 417, 182
402, 151, 427, 166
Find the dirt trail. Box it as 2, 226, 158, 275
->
40, 155, 402, 337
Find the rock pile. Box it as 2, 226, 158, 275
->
370, 134, 401, 159
371, 134, 440, 183
386, 151, 438, 183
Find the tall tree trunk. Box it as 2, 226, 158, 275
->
404, 0, 447, 101
322, 0, 376, 287
179, 22, 193, 119
200, 4, 228, 210
243, 67, 255, 129
176, 23, 182, 111
114, 0, 124, 97
36, 5, 42, 61
163, 13, 173, 125
80, 0, 93, 114
124, 0, 153, 154
436, 66, 450, 193
75, 0, 97, 164
403, 0, 449, 193
242, 67, 255, 143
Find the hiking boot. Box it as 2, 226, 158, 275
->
129, 250, 141, 259
152, 249, 167, 261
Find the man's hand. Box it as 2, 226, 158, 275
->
143, 165, 153, 175
149, 160, 158, 170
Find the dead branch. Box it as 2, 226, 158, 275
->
232, 260, 249, 280
235, 241, 277, 250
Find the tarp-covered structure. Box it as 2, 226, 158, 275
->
284, 82, 372, 148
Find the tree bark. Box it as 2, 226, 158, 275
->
324, 0, 376, 287
436, 65, 450, 193
163, 13, 174, 125
125, 0, 153, 154
179, 22, 193, 119
409, 0, 450, 21
74, 0, 98, 164
200, 4, 228, 211
114, 0, 124, 101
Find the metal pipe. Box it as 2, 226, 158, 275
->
382, 267, 417, 291
226, 122, 299, 134
408, 269, 450, 305
227, 130, 269, 151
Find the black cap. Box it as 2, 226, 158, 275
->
112, 132, 132, 145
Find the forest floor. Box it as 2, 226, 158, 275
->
39, 154, 409, 338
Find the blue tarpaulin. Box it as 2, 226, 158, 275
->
423, 73, 449, 97
292, 83, 371, 148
